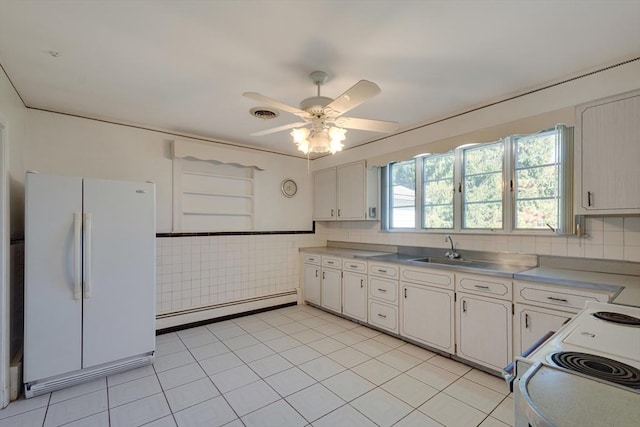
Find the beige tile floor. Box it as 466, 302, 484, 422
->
0, 304, 514, 427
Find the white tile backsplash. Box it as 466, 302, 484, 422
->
156, 217, 638, 314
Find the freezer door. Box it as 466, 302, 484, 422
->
24, 174, 83, 382
82, 179, 156, 368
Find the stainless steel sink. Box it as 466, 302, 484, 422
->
411, 257, 504, 270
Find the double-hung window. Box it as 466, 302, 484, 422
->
382, 125, 572, 234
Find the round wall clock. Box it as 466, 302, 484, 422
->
281, 179, 298, 197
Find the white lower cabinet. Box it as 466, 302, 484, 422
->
343, 270, 367, 322
399, 266, 455, 353
321, 266, 342, 314
369, 300, 398, 332
368, 262, 400, 334
401, 283, 454, 353
514, 304, 572, 355
302, 254, 322, 305
456, 293, 513, 372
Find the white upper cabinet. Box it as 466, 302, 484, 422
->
313, 168, 337, 220
312, 161, 379, 221
575, 90, 640, 214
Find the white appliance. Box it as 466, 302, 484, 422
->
24, 173, 156, 397
508, 301, 640, 426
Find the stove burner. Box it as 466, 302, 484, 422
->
593, 311, 640, 326
550, 352, 640, 389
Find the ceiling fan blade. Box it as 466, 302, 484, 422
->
335, 116, 398, 133
249, 122, 307, 137
243, 92, 307, 116
325, 80, 381, 116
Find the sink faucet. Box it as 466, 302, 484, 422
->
445, 235, 460, 259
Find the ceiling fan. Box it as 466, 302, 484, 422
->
243, 71, 398, 155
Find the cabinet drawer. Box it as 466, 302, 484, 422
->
514, 281, 611, 312
400, 266, 454, 290
456, 273, 512, 300
368, 300, 398, 333
322, 256, 342, 269
303, 254, 321, 265
343, 259, 367, 273
368, 262, 399, 278
369, 276, 398, 303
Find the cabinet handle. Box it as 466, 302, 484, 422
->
350, 264, 358, 268
525, 313, 530, 329
338, 209, 341, 217
331, 209, 334, 217
474, 285, 490, 290
327, 261, 334, 264
547, 296, 568, 303
360, 279, 363, 288
587, 191, 592, 207
458, 182, 462, 193
377, 288, 387, 293
377, 313, 387, 319
462, 300, 467, 313
315, 269, 318, 278
404, 288, 407, 298
322, 272, 325, 280
377, 269, 387, 273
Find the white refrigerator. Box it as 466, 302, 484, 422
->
24, 173, 156, 397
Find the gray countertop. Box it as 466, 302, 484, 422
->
300, 245, 640, 307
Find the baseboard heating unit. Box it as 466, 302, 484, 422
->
156, 290, 299, 330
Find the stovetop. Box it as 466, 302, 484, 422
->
524, 301, 640, 390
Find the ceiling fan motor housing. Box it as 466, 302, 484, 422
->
300, 96, 333, 116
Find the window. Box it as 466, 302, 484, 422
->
382, 125, 573, 234
388, 160, 416, 228
462, 142, 504, 230
513, 129, 561, 230
423, 153, 454, 229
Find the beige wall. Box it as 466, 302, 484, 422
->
0, 67, 27, 237
24, 110, 314, 233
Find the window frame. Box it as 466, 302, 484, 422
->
381, 125, 573, 235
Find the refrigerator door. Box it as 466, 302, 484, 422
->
24, 174, 83, 382
82, 179, 156, 368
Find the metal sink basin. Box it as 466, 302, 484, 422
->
411, 257, 503, 270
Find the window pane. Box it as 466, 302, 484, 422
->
514, 129, 561, 230
390, 160, 415, 228
462, 142, 504, 229
423, 153, 454, 229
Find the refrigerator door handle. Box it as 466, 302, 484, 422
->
73, 212, 82, 300
84, 212, 92, 298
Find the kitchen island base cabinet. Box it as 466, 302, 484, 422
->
456, 293, 512, 372
401, 284, 454, 353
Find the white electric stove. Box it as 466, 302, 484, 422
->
510, 301, 640, 426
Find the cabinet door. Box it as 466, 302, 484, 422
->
313, 168, 336, 220
578, 91, 640, 213
401, 284, 454, 353
514, 305, 572, 355
336, 161, 366, 220
24, 174, 83, 382
343, 271, 367, 321
321, 268, 342, 313
303, 263, 321, 305
456, 294, 512, 372
82, 179, 156, 369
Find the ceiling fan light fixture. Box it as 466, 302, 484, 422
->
291, 126, 346, 155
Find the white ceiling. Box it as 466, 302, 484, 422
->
1, 0, 639, 158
